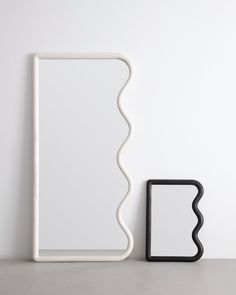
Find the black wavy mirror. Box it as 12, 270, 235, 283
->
146, 179, 204, 262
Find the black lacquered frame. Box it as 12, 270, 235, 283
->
146, 179, 204, 262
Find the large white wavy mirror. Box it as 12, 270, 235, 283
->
33, 54, 133, 261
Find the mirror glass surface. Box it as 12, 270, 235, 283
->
151, 185, 198, 257
38, 58, 129, 256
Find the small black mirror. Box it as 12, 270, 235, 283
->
146, 179, 204, 262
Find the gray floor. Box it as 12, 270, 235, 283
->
0, 259, 235, 295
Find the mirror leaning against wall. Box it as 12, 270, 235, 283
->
33, 54, 134, 262
146, 179, 204, 262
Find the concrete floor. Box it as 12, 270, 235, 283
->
0, 259, 235, 295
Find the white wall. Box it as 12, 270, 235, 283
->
1, 0, 236, 259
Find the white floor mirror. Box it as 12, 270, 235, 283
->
33, 53, 133, 261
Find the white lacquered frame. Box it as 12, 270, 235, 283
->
33, 53, 134, 261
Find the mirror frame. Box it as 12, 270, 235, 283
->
33, 53, 134, 261
146, 179, 204, 262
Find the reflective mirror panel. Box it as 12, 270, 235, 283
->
151, 185, 198, 256
37, 57, 130, 258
